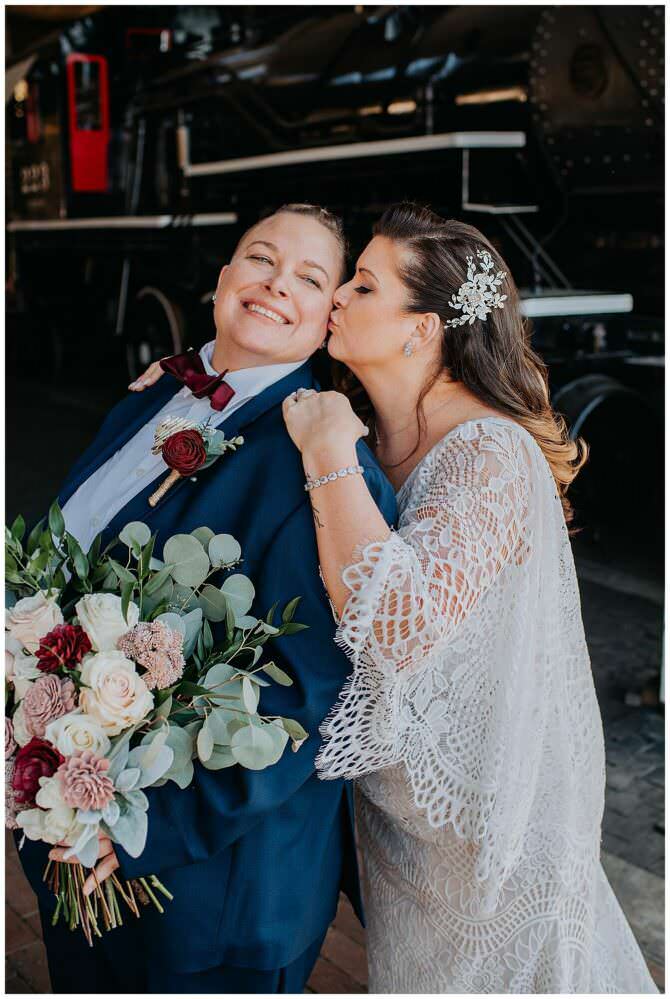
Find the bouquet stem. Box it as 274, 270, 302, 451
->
45, 862, 171, 946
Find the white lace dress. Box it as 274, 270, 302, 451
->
316, 417, 657, 994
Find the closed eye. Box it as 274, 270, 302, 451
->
354, 285, 372, 295
301, 274, 322, 289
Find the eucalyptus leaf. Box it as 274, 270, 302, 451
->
280, 717, 309, 743
200, 745, 237, 770
164, 534, 210, 588
208, 534, 242, 568
191, 526, 215, 550
262, 662, 294, 687
182, 607, 204, 659
156, 612, 187, 636
197, 584, 229, 622
197, 723, 214, 762
242, 676, 259, 713
170, 583, 201, 613
119, 521, 151, 550
230, 724, 277, 770
220, 574, 255, 618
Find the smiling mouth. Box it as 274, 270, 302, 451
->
242, 301, 291, 325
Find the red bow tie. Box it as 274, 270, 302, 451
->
160, 349, 235, 412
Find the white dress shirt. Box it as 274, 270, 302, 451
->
62, 342, 303, 551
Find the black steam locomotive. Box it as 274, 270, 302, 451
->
6, 5, 664, 529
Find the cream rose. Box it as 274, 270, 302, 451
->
12, 702, 31, 748
6, 592, 63, 653
32, 776, 80, 845
7, 641, 41, 701
79, 651, 153, 735
75, 593, 139, 652
45, 710, 111, 758
16, 806, 46, 841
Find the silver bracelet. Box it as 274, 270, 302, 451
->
304, 464, 364, 491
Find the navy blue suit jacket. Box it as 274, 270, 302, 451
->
17, 362, 397, 974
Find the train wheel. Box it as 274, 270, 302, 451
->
552, 374, 663, 531
125, 286, 185, 381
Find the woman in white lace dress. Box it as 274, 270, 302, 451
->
282, 203, 657, 994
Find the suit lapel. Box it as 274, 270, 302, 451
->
105, 361, 315, 525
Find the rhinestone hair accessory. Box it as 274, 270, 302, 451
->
443, 249, 507, 329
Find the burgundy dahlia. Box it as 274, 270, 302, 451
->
36, 624, 92, 674
162, 429, 207, 476
12, 738, 65, 806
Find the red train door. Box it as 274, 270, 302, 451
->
66, 53, 110, 192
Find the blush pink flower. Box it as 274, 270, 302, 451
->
5, 758, 26, 829
5, 718, 16, 760
57, 750, 115, 811
22, 675, 77, 739
117, 621, 185, 691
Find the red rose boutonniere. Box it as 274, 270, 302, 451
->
148, 417, 244, 507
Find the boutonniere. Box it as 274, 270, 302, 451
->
148, 416, 244, 507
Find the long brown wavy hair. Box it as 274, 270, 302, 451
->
336, 203, 587, 526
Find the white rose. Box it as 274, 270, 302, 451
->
75, 593, 139, 652
35, 774, 66, 810
79, 651, 153, 735
46, 710, 111, 757
16, 807, 46, 841
10, 650, 42, 701
12, 702, 31, 748
43, 805, 79, 845
6, 592, 63, 653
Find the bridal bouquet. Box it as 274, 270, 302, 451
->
5, 502, 308, 945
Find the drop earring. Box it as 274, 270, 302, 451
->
403, 340, 414, 358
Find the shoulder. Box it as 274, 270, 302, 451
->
410, 417, 535, 503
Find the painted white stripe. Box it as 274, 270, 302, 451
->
520, 293, 634, 318
7, 212, 238, 232
185, 131, 527, 177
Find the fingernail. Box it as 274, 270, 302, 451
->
128, 382, 137, 389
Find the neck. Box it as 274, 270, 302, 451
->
350, 359, 454, 439
211, 328, 305, 374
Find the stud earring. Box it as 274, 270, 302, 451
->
320, 339, 328, 349
211, 293, 217, 303
403, 340, 414, 357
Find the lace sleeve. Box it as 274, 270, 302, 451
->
316, 424, 541, 882
333, 424, 531, 674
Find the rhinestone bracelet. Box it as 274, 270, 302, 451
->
304, 464, 364, 491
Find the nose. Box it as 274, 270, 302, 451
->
333, 279, 352, 310
263, 271, 290, 299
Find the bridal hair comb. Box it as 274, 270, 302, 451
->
443, 249, 507, 329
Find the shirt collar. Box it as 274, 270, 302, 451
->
199, 340, 306, 400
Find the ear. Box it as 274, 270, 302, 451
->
216, 264, 229, 289
411, 312, 443, 352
